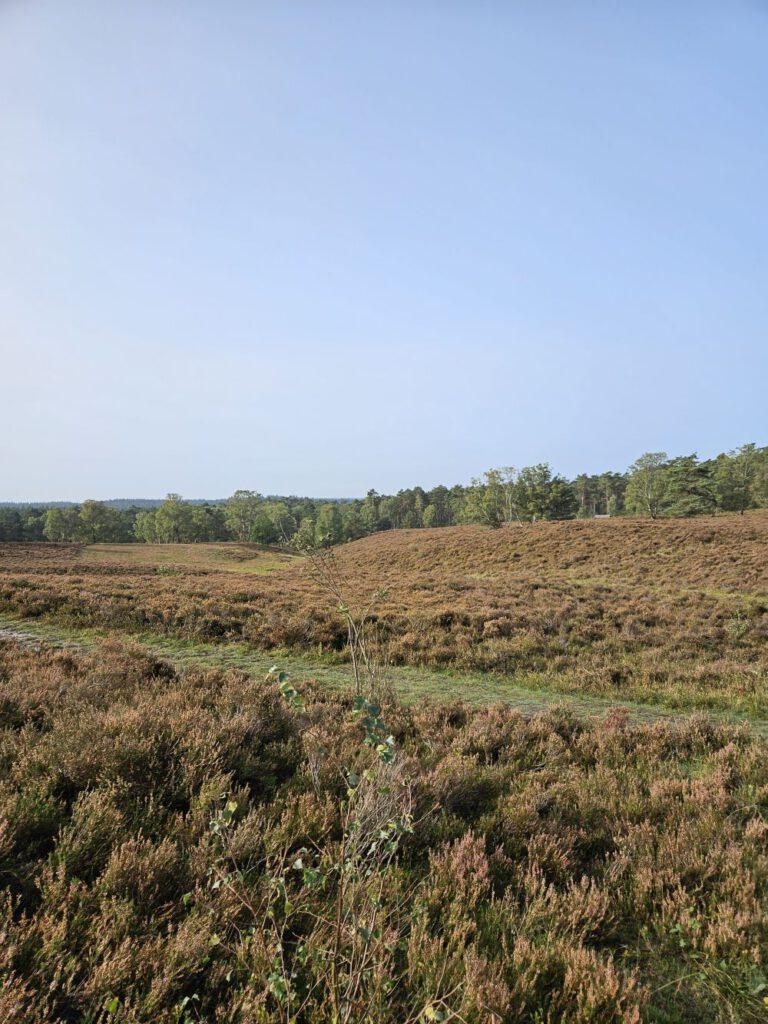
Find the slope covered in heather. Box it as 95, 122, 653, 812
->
1, 512, 767, 713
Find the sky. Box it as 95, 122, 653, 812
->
1, 1, 767, 501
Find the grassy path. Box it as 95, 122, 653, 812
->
2, 612, 768, 737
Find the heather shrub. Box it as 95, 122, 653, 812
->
1, 638, 768, 1021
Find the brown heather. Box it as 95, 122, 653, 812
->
1, 512, 768, 712
1, 638, 768, 1021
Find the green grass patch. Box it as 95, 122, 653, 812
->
2, 612, 768, 737
78, 542, 300, 575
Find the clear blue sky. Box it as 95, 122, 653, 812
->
2, 1, 766, 501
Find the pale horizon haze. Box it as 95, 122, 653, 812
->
1, 1, 767, 501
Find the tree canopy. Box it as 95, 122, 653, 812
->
2, 442, 767, 547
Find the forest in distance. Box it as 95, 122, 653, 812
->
1, 443, 766, 547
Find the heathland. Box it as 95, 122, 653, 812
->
1, 513, 768, 1022
1, 511, 767, 715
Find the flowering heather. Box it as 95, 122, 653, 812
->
1, 638, 767, 1021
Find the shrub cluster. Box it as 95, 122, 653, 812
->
1, 639, 767, 1021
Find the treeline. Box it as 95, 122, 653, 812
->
1, 443, 766, 546
474, 444, 768, 526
